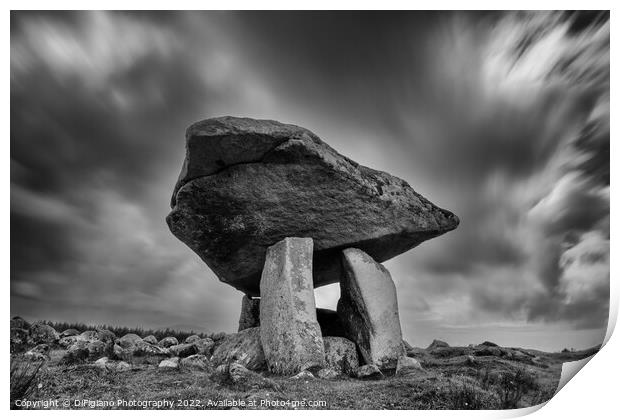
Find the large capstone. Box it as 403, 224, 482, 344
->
338, 248, 405, 369
259, 237, 325, 375
167, 116, 459, 296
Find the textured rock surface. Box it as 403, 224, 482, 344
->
159, 357, 179, 369
323, 337, 359, 376
169, 343, 198, 358
180, 354, 212, 371
259, 238, 325, 375
338, 248, 405, 369
395, 356, 423, 376
355, 364, 384, 380
60, 329, 80, 338
143, 335, 158, 345
29, 323, 59, 345
167, 116, 459, 296
238, 295, 260, 331
210, 327, 266, 371
159, 336, 179, 348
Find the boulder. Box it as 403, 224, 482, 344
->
229, 362, 279, 389
323, 337, 359, 376
210, 332, 227, 341
10, 328, 30, 352
80, 330, 98, 342
60, 328, 80, 338
317, 368, 339, 380
395, 356, 423, 376
159, 357, 179, 369
291, 370, 315, 380
480, 341, 498, 347
115, 361, 132, 372
59, 336, 81, 348
167, 116, 459, 296
338, 248, 404, 369
96, 329, 116, 344
29, 323, 59, 345
64, 342, 90, 363
134, 341, 170, 357
238, 295, 260, 331
159, 336, 179, 348
426, 339, 449, 350
11, 316, 30, 330
259, 238, 325, 375
180, 354, 212, 371
25, 344, 50, 361
87, 340, 111, 360
211, 327, 266, 371
474, 346, 502, 357
118, 333, 142, 349
184, 335, 201, 344
355, 364, 384, 380
143, 335, 158, 345
94, 357, 111, 369
194, 338, 215, 356
168, 343, 198, 358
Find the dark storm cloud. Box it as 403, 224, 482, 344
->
10, 11, 609, 340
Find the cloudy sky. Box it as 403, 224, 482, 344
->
11, 11, 609, 351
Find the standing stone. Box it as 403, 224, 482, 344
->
238, 295, 260, 331
259, 237, 325, 375
338, 248, 404, 369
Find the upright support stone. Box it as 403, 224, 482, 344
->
238, 295, 260, 332
259, 237, 325, 374
337, 248, 405, 369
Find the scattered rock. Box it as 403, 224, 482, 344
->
64, 342, 90, 363
194, 338, 215, 356
115, 361, 132, 372
167, 116, 459, 296
11, 316, 30, 330
427, 339, 450, 350
395, 356, 423, 376
474, 347, 502, 357
338, 248, 404, 369
260, 237, 325, 375
25, 344, 50, 361
184, 335, 201, 344
87, 340, 111, 360
59, 336, 81, 348
60, 329, 80, 338
159, 336, 179, 348
80, 330, 98, 342
211, 327, 266, 371
323, 337, 359, 376
168, 343, 198, 358
10, 328, 30, 352
94, 357, 110, 369
317, 368, 339, 380
238, 295, 260, 332
229, 362, 279, 390
159, 357, 180, 369
118, 333, 143, 349
143, 335, 158, 345
291, 370, 315, 380
96, 329, 116, 344
180, 354, 212, 371
29, 323, 59, 345
355, 364, 384, 380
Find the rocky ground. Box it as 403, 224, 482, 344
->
10, 317, 599, 410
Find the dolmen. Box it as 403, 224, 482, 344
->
167, 116, 458, 374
